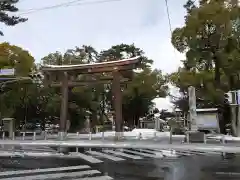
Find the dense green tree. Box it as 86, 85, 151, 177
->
122, 68, 167, 126
0, 42, 34, 75
0, 43, 34, 123
99, 44, 167, 127
172, 0, 239, 85
169, 0, 239, 134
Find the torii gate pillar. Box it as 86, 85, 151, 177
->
59, 72, 68, 140
113, 71, 123, 138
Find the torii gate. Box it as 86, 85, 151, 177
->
41, 57, 141, 140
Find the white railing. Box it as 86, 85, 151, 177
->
3, 130, 237, 143
0, 139, 237, 153
1, 131, 185, 142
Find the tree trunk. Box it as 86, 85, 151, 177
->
214, 56, 221, 87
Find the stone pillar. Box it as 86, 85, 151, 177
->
188, 86, 198, 131
112, 71, 122, 139
59, 72, 68, 140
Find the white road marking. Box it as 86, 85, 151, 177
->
216, 172, 240, 176
139, 149, 164, 157
69, 152, 103, 163
77, 175, 113, 180
0, 165, 90, 177
4, 170, 100, 180
160, 150, 178, 157
103, 149, 142, 160
87, 151, 125, 161
122, 149, 157, 158
0, 151, 24, 157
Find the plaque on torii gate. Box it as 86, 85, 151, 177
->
41, 56, 141, 140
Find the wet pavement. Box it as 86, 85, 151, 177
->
0, 134, 240, 180
0, 151, 240, 180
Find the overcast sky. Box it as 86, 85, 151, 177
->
1, 0, 187, 110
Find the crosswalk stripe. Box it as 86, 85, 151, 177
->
0, 151, 62, 158
159, 150, 178, 157
175, 150, 220, 156
69, 152, 103, 163
122, 149, 157, 158
0, 165, 90, 177
0, 151, 24, 157
87, 151, 125, 161
152, 148, 196, 156
3, 170, 101, 180
103, 149, 142, 160
215, 172, 240, 176
76, 175, 113, 180
138, 149, 164, 157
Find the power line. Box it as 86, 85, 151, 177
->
18, 0, 124, 15
164, 0, 173, 33
19, 0, 85, 14
164, 0, 179, 66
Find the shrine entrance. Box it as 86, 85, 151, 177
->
41, 57, 141, 140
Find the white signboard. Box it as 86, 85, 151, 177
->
0, 68, 15, 76
226, 90, 240, 105
226, 92, 233, 104
237, 90, 240, 105
196, 113, 219, 129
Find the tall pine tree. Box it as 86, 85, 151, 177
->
0, 0, 27, 35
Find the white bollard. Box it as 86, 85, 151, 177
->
222, 135, 225, 144
33, 132, 36, 140
153, 132, 157, 139
12, 132, 15, 140
169, 130, 172, 144
102, 132, 104, 140
138, 132, 142, 140
186, 133, 190, 143
221, 135, 226, 157
89, 132, 92, 152
76, 132, 79, 152
22, 132, 25, 140
44, 131, 47, 140
2, 132, 5, 140
89, 132, 92, 140
204, 134, 207, 144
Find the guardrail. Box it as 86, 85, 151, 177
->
0, 139, 237, 153
1, 131, 185, 141
1, 131, 233, 143
0, 131, 239, 158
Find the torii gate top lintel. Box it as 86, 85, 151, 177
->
41, 56, 141, 73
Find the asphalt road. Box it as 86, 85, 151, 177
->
0, 148, 240, 180
1, 134, 240, 179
